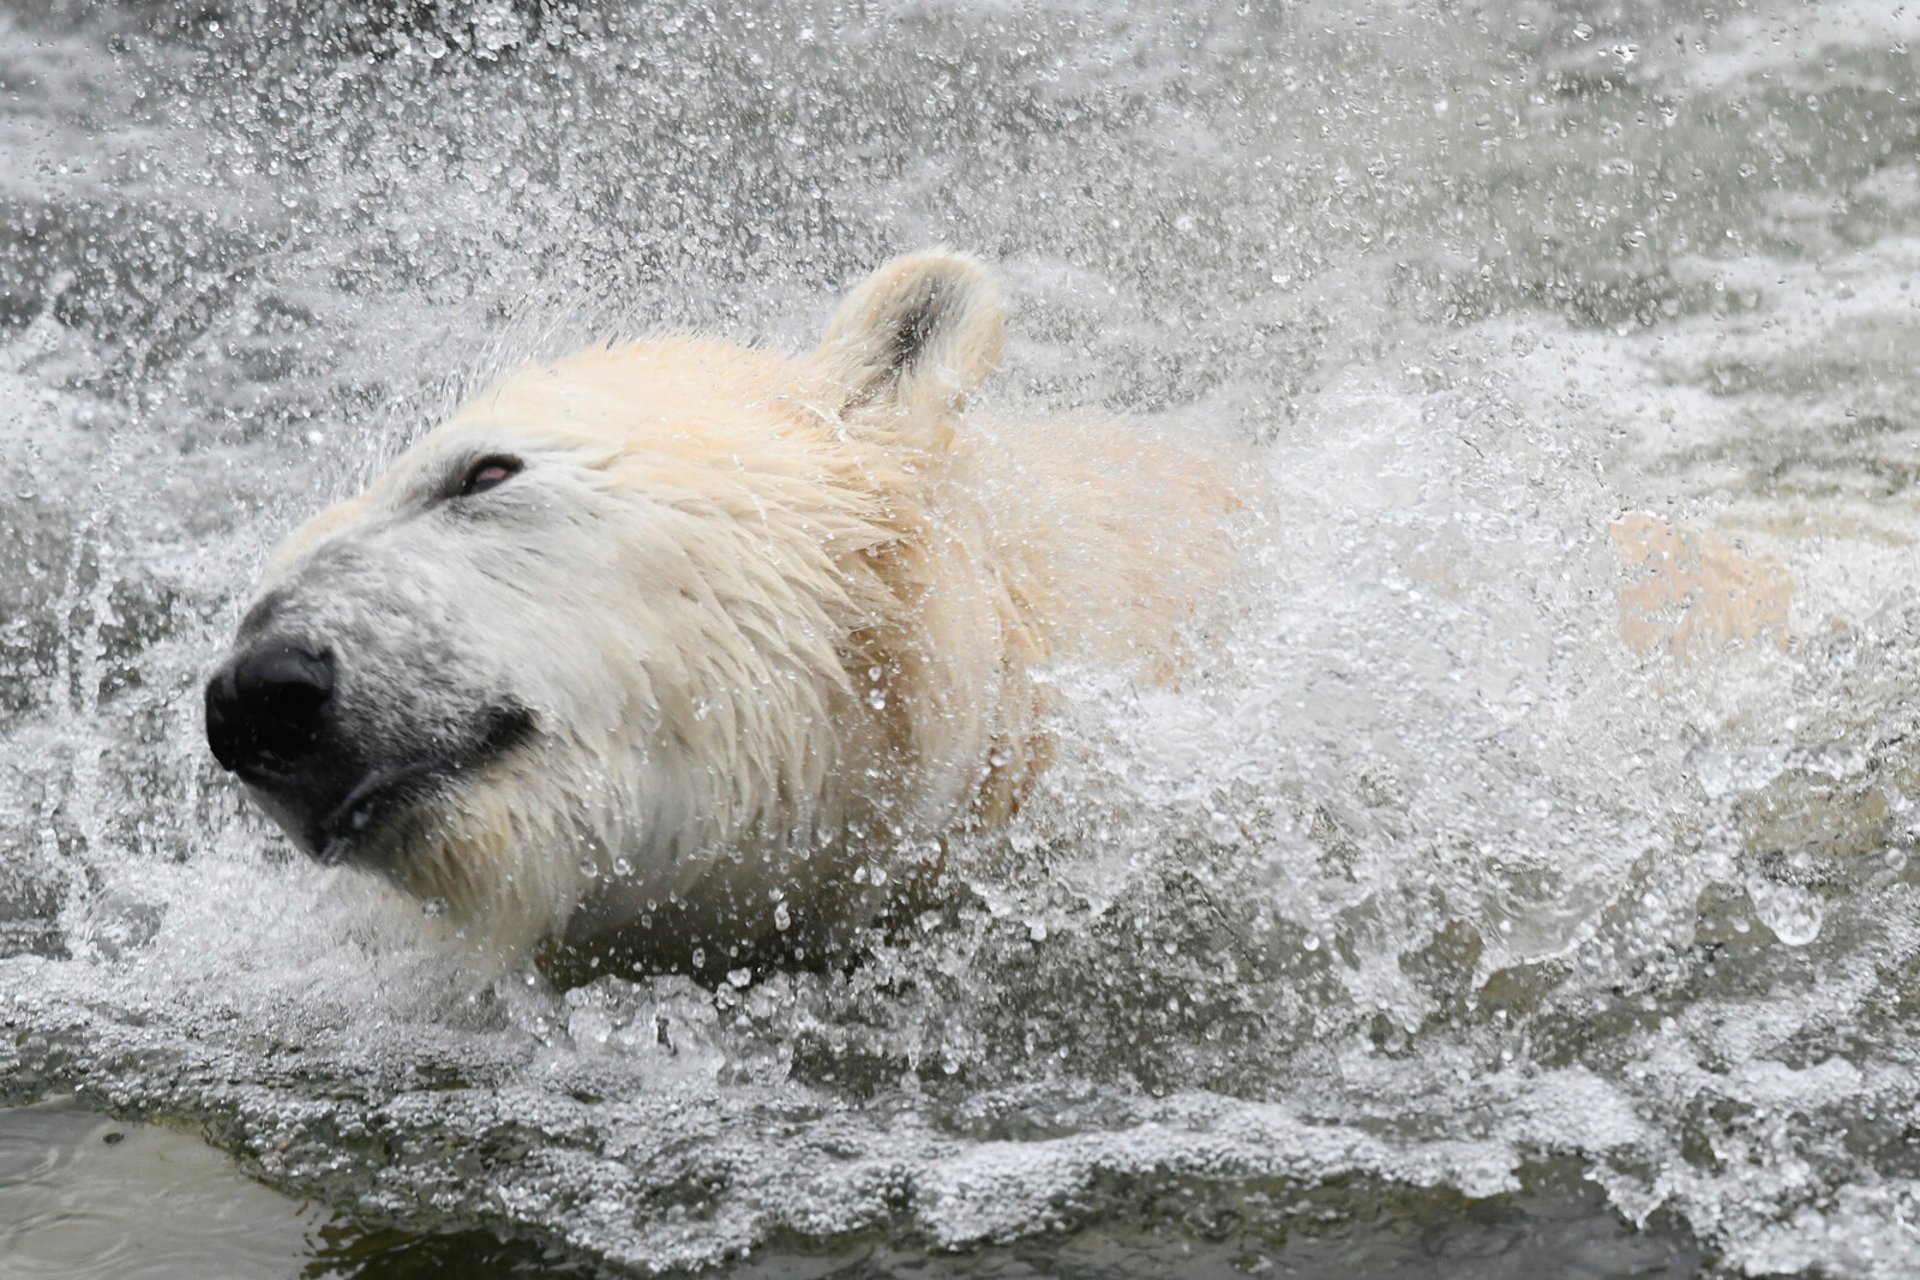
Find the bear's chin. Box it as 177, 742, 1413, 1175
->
252, 704, 536, 868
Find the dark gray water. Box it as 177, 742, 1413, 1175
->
3, 1, 1919, 1275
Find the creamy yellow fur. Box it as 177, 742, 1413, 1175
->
257, 253, 1240, 972
1611, 513, 1791, 658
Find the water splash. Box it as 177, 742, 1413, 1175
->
3, 1, 1920, 1275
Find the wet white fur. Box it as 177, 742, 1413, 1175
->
251, 252, 1238, 966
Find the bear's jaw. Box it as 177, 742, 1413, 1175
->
231, 701, 537, 867
310, 703, 536, 865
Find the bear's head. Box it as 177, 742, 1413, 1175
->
204, 253, 1008, 959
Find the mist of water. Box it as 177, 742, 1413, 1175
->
4, 2, 1920, 1274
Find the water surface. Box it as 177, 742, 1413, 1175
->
3, 1, 1918, 1275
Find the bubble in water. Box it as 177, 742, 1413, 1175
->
1748, 880, 1824, 947
422, 897, 450, 919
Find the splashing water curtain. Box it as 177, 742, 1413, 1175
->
3, 3, 1919, 1276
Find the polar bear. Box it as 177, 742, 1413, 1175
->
204, 252, 1237, 978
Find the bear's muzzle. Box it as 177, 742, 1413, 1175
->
205, 637, 534, 864
204, 640, 335, 779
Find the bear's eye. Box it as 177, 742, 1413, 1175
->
457, 454, 523, 498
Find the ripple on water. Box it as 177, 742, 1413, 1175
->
0, 1101, 321, 1280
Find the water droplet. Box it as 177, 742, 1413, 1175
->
1749, 881, 1823, 947
865, 688, 887, 710
773, 902, 792, 932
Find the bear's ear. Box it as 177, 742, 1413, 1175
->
813, 251, 1005, 424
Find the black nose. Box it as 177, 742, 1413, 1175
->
205, 642, 335, 777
